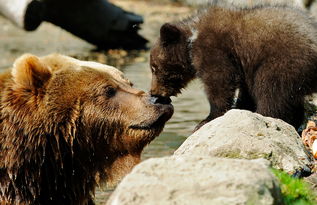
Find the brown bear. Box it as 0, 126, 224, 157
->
150, 4, 317, 130
0, 54, 173, 205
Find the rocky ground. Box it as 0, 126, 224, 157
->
107, 110, 317, 205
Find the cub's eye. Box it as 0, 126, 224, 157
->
104, 86, 116, 98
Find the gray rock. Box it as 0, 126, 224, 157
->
174, 109, 313, 175
107, 156, 283, 205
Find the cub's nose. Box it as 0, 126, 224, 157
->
150, 95, 172, 105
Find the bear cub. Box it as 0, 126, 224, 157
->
150, 4, 317, 130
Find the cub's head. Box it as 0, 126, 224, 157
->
4, 54, 174, 185
150, 23, 196, 97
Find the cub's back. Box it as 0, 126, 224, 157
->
197, 6, 317, 46
193, 6, 317, 72
242, 6, 317, 43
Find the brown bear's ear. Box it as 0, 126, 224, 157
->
12, 54, 52, 90
160, 23, 181, 46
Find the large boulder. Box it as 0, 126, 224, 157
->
174, 109, 313, 176
107, 156, 283, 205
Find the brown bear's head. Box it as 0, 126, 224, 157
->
10, 53, 173, 151
150, 23, 196, 97
0, 54, 173, 203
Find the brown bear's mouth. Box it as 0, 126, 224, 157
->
129, 105, 173, 130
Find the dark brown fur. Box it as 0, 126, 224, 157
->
0, 54, 173, 205
150, 5, 317, 130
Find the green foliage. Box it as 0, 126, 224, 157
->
271, 169, 317, 205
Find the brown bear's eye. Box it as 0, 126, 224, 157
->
104, 86, 116, 98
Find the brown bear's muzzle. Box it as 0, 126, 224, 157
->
129, 96, 173, 130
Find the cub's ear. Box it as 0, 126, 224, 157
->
160, 23, 181, 46
12, 54, 52, 90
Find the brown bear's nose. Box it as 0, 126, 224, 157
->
150, 95, 172, 105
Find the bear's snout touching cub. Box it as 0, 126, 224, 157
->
150, 5, 317, 130
0, 54, 173, 205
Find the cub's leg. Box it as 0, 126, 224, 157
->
194, 62, 240, 131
